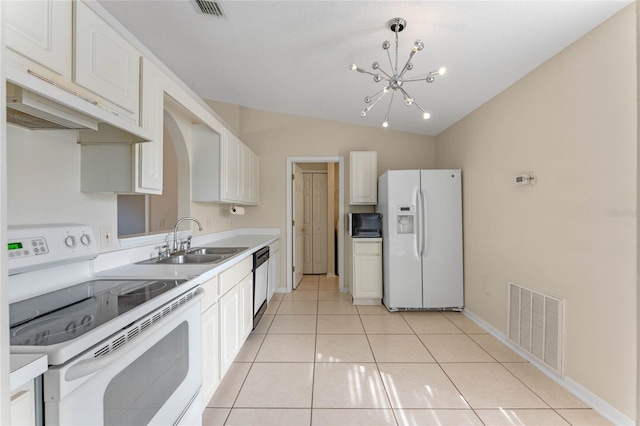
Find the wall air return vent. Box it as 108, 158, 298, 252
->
191, 0, 225, 17
507, 281, 564, 376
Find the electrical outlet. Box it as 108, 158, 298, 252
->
100, 226, 113, 249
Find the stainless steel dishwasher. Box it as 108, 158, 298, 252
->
253, 246, 269, 329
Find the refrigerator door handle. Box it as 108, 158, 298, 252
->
415, 189, 421, 257
421, 189, 427, 256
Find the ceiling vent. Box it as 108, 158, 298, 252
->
191, 0, 225, 17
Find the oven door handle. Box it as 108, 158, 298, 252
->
65, 288, 205, 382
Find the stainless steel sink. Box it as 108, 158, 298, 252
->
187, 247, 247, 256
137, 247, 247, 265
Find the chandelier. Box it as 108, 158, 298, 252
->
350, 17, 446, 128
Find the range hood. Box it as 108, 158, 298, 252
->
6, 83, 99, 131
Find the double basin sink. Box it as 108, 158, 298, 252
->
138, 247, 248, 265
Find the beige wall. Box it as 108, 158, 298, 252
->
436, 6, 637, 420
207, 101, 436, 289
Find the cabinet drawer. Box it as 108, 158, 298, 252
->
354, 241, 381, 255
201, 275, 219, 311
220, 257, 252, 295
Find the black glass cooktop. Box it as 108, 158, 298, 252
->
9, 279, 186, 346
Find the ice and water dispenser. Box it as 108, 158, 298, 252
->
396, 206, 415, 234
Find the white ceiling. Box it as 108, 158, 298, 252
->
99, 0, 631, 136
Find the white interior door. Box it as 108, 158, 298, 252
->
312, 174, 328, 273
302, 174, 313, 274
293, 165, 304, 288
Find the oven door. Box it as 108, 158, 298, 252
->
44, 288, 204, 426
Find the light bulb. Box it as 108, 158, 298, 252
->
350, 64, 357, 71
423, 112, 431, 120
382, 121, 389, 128
383, 87, 389, 93
438, 67, 447, 75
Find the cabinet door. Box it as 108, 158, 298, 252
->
353, 254, 382, 299
350, 151, 377, 204
219, 286, 240, 376
268, 249, 280, 301
74, 0, 140, 116
221, 130, 242, 202
201, 302, 219, 407
136, 58, 163, 194
11, 382, 35, 426
241, 145, 253, 204
5, 0, 71, 78
239, 273, 253, 340
252, 151, 260, 204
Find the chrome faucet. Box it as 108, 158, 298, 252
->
172, 217, 203, 253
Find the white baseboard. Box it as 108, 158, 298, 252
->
463, 309, 635, 426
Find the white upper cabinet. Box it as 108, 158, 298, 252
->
350, 151, 378, 205
135, 58, 163, 194
74, 0, 140, 119
192, 125, 259, 205
5, 0, 72, 78
221, 129, 243, 202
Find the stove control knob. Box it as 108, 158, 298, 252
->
80, 234, 91, 246
64, 235, 76, 248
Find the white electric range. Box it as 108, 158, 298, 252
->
8, 224, 203, 426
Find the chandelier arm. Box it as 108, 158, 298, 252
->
398, 50, 417, 79
367, 87, 390, 109
399, 86, 413, 101
403, 70, 442, 82
377, 68, 393, 79
368, 86, 390, 101
385, 49, 394, 75
383, 90, 395, 126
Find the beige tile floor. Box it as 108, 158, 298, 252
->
203, 275, 611, 426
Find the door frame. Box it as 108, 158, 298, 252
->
286, 157, 345, 293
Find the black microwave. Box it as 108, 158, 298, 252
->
348, 213, 382, 238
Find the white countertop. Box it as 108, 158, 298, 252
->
10, 354, 47, 391
95, 232, 279, 285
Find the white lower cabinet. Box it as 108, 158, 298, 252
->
218, 257, 253, 377
11, 381, 36, 426
239, 273, 253, 341
200, 275, 219, 408
351, 237, 383, 304
219, 284, 240, 377
268, 240, 280, 301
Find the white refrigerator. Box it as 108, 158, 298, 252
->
376, 170, 463, 310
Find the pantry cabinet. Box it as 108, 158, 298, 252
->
200, 275, 220, 408
350, 151, 377, 205
74, 0, 140, 118
192, 125, 259, 205
5, 0, 71, 78
350, 237, 382, 304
